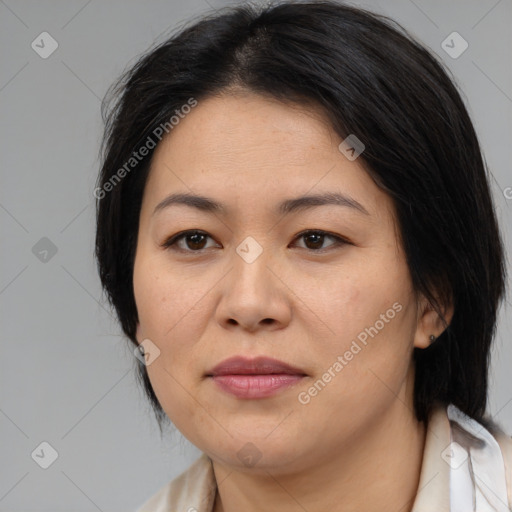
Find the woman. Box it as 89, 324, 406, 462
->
94, 1, 512, 511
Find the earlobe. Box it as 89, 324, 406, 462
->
413, 296, 454, 349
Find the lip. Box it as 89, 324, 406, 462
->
207, 356, 306, 376
206, 356, 307, 399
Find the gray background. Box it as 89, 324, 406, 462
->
1, 0, 511, 510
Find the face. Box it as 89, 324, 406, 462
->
133, 91, 437, 474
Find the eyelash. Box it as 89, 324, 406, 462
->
161, 229, 350, 254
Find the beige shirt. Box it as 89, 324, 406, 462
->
136, 403, 512, 512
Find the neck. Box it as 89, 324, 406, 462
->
212, 393, 426, 512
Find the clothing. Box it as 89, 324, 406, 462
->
136, 403, 512, 512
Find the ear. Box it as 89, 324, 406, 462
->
135, 322, 142, 345
413, 292, 454, 349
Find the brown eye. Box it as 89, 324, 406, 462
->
162, 230, 216, 252
293, 230, 349, 252
302, 232, 325, 250
183, 232, 208, 250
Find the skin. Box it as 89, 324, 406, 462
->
133, 90, 453, 512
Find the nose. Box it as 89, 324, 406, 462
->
214, 246, 292, 332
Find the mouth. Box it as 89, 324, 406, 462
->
206, 356, 307, 399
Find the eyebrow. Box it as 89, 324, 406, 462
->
152, 191, 370, 217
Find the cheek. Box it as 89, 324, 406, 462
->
135, 272, 205, 428
133, 256, 208, 381
133, 256, 186, 339
145, 361, 205, 443
311, 262, 399, 331
310, 257, 415, 379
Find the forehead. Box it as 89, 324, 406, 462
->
155, 92, 335, 165
143, 92, 388, 220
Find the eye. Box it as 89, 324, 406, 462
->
291, 230, 349, 252
161, 230, 217, 252
161, 229, 349, 253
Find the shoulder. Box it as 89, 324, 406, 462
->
135, 453, 217, 512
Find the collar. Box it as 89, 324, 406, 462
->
407, 402, 511, 511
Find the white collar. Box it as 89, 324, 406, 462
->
445, 403, 510, 511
